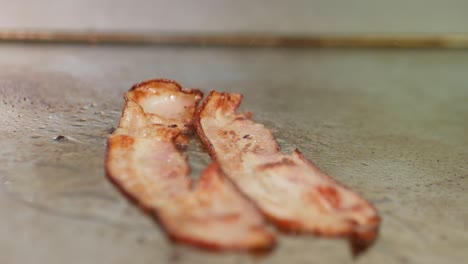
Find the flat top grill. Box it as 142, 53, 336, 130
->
0, 43, 466, 264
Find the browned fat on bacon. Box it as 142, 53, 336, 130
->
195, 91, 381, 250
106, 80, 275, 251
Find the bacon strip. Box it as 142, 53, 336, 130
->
195, 91, 381, 251
106, 80, 275, 251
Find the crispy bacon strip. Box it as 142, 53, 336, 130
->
106, 80, 275, 251
195, 91, 381, 251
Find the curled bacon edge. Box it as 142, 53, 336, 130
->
105, 79, 276, 251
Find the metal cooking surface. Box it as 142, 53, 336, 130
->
0, 44, 467, 263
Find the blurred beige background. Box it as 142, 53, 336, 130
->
1, 0, 467, 34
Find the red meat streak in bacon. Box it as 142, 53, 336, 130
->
195, 91, 381, 253
105, 80, 275, 251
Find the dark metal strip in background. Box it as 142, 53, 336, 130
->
1, 30, 468, 48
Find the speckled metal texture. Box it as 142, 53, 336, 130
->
0, 44, 466, 264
